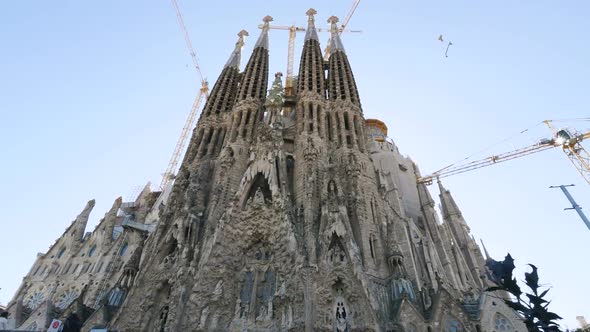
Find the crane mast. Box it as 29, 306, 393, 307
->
161, 0, 210, 190
417, 120, 590, 185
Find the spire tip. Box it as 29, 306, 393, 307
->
327, 15, 339, 24
263, 15, 273, 24
238, 29, 249, 38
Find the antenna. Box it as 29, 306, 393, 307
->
549, 184, 590, 231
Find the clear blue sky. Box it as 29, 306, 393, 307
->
1, 0, 588, 328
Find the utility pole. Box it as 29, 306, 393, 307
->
549, 184, 590, 231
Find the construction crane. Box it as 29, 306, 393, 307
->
323, 0, 361, 61
417, 119, 590, 185
161, 0, 210, 190
261, 23, 304, 96
261, 2, 361, 96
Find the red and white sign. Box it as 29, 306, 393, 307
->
47, 319, 62, 332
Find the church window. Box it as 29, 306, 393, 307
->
493, 313, 514, 332
286, 156, 295, 195
442, 315, 465, 332
369, 234, 377, 262
56, 289, 79, 309
275, 157, 281, 189
34, 265, 41, 275
57, 247, 66, 259
244, 110, 251, 125
343, 112, 350, 130
317, 106, 322, 137
119, 242, 129, 256
201, 129, 215, 156
88, 245, 97, 257
26, 291, 45, 310
326, 113, 333, 141
108, 287, 127, 306
239, 271, 254, 318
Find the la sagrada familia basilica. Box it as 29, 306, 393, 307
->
6, 9, 526, 332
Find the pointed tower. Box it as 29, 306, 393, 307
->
295, 8, 328, 140
325, 16, 365, 151
297, 8, 325, 97
67, 199, 95, 252
227, 16, 271, 144
291, 9, 330, 264
438, 179, 485, 288
183, 30, 248, 165
326, 16, 361, 107
415, 178, 463, 290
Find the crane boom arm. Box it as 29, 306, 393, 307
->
418, 119, 590, 186
417, 140, 557, 184
170, 0, 206, 86
340, 0, 361, 31
160, 86, 208, 189
161, 0, 210, 190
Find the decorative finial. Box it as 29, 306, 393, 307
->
304, 9, 319, 41
255, 16, 273, 49
275, 72, 283, 78
327, 16, 345, 54
306, 8, 317, 21
224, 30, 248, 68
263, 15, 273, 25
238, 29, 249, 39
327, 16, 339, 25
237, 30, 248, 47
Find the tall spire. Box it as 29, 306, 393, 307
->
327, 16, 346, 54
201, 31, 246, 117
254, 15, 273, 50
236, 16, 271, 102
480, 239, 491, 261
71, 199, 95, 241
326, 15, 361, 106
437, 179, 465, 221
225, 30, 248, 69
304, 8, 319, 41
297, 8, 325, 96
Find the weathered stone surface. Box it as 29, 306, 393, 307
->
7, 10, 526, 332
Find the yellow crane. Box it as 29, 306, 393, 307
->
161, 0, 210, 190
417, 119, 590, 185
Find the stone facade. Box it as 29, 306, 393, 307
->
5, 184, 157, 331
7, 9, 526, 332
